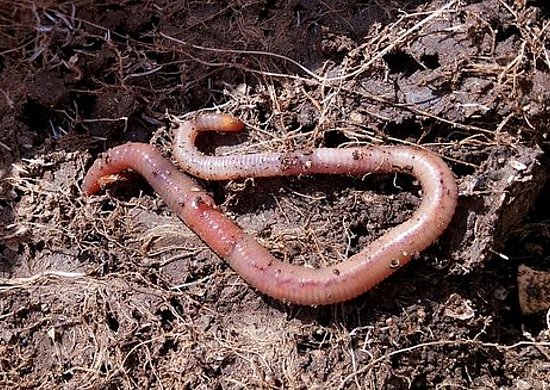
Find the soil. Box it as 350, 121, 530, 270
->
1, 0, 550, 388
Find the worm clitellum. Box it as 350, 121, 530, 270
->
83, 113, 458, 305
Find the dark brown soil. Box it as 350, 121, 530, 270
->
1, 0, 550, 388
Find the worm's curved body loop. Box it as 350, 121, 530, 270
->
83, 113, 458, 305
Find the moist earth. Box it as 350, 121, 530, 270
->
1, 0, 550, 388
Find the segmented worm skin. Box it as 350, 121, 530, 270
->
83, 113, 458, 306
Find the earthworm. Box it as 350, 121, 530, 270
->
83, 113, 458, 305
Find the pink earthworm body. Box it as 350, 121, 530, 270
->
83, 113, 458, 305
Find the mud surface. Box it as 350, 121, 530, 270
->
1, 0, 550, 388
